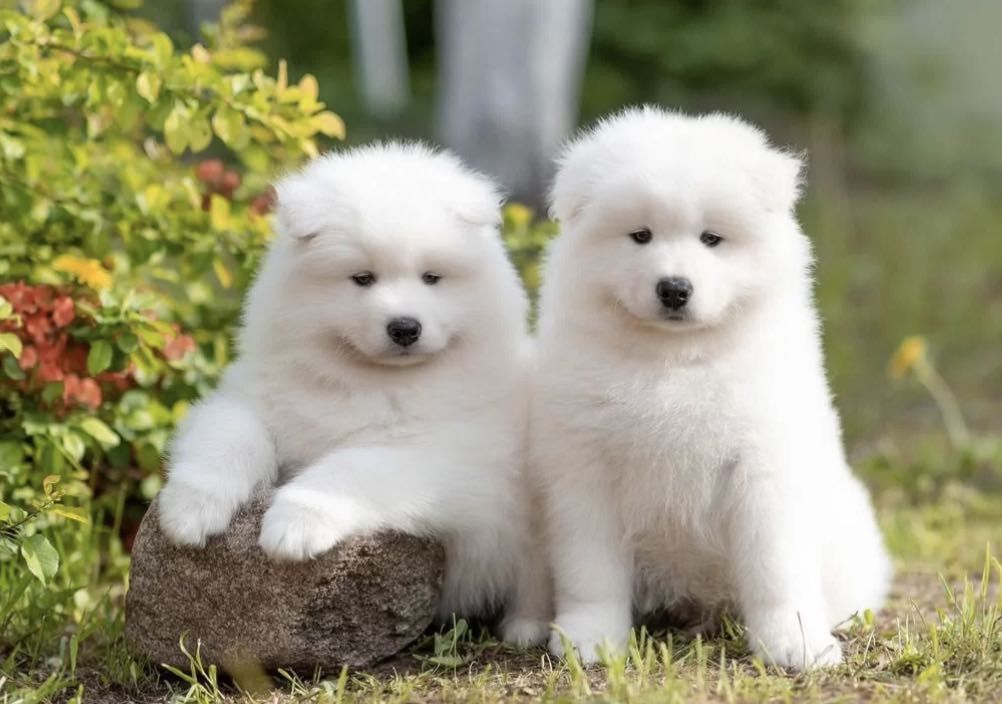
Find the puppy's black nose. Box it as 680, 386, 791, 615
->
656, 277, 693, 310
386, 316, 422, 347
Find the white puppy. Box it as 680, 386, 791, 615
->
158, 143, 550, 644
532, 108, 891, 669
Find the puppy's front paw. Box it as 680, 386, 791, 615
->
549, 609, 630, 664
257, 492, 357, 561
158, 480, 238, 547
745, 607, 843, 670
499, 615, 550, 647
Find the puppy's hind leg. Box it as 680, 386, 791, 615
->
728, 465, 842, 670
822, 474, 892, 628
159, 393, 276, 547
498, 530, 552, 646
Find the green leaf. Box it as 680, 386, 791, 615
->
0, 297, 13, 320
0, 440, 24, 468
21, 533, 59, 584
211, 106, 248, 148
151, 33, 174, 68
213, 257, 233, 288
79, 418, 119, 449
2, 356, 24, 380
87, 340, 113, 375
116, 332, 139, 354
163, 107, 188, 154
41, 382, 64, 405
136, 72, 162, 104
209, 194, 231, 232
188, 115, 213, 153
0, 332, 22, 359
312, 111, 346, 139
62, 431, 86, 463
136, 326, 164, 349
39, 442, 65, 474
26, 0, 61, 21
50, 506, 90, 525
0, 500, 11, 522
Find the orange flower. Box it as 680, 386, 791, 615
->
163, 333, 196, 361
52, 296, 75, 326
18, 344, 38, 370
52, 255, 112, 290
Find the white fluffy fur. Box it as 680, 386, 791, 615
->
532, 107, 892, 669
158, 143, 550, 644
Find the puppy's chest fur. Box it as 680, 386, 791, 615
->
267, 386, 407, 469
580, 362, 751, 603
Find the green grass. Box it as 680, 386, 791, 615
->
2, 445, 1001, 703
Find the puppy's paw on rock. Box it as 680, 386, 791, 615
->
257, 494, 358, 561
158, 481, 237, 547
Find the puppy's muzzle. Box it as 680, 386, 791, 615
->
386, 316, 422, 347
656, 277, 693, 311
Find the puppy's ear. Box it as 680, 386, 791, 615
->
549, 154, 590, 224
450, 173, 504, 229
759, 148, 805, 214
273, 171, 327, 242
452, 192, 503, 229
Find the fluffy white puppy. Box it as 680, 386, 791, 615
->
532, 107, 891, 669
157, 143, 549, 644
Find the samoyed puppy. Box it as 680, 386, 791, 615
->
532, 107, 891, 669
157, 143, 549, 644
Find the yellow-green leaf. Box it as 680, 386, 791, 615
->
312, 111, 346, 140
87, 339, 112, 375
42, 474, 60, 497
27, 0, 61, 21
209, 194, 231, 232
189, 115, 212, 153
79, 418, 119, 449
136, 326, 165, 349
50, 505, 91, 525
22, 533, 59, 584
151, 32, 174, 68
163, 107, 188, 154
136, 72, 161, 104
0, 332, 22, 359
211, 107, 248, 148
213, 258, 233, 289
298, 74, 319, 107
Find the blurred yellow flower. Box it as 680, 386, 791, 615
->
52, 255, 112, 290
889, 335, 927, 378
505, 203, 533, 229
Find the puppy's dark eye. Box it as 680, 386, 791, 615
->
422, 272, 442, 285
629, 227, 653, 245
700, 231, 723, 247
351, 271, 376, 287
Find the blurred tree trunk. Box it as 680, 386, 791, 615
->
189, 0, 226, 35
348, 0, 410, 118
437, 0, 592, 208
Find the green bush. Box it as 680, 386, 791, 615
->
0, 0, 343, 651
0, 1, 557, 660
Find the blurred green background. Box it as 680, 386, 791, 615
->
150, 0, 1002, 451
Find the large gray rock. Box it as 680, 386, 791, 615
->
126, 493, 445, 672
